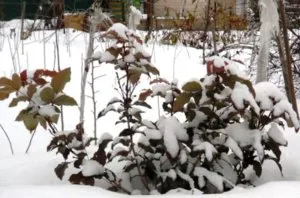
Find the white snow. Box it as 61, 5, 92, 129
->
225, 122, 264, 161
268, 123, 287, 146
82, 160, 105, 177
0, 19, 300, 198
231, 82, 260, 115
193, 141, 217, 162
254, 82, 287, 110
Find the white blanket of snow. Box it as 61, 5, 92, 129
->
0, 20, 300, 197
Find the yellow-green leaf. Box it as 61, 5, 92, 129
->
23, 114, 38, 132
51, 68, 71, 93
182, 81, 202, 92
15, 110, 27, 121
40, 87, 55, 103
36, 116, 47, 129
53, 95, 77, 106
9, 96, 28, 107
173, 92, 192, 112
12, 74, 21, 90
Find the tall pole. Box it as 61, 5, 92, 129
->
279, 0, 298, 117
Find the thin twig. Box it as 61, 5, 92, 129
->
0, 124, 14, 155
25, 129, 37, 153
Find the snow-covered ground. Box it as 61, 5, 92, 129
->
0, 20, 300, 197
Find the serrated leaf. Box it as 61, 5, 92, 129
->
253, 160, 262, 177
55, 162, 69, 180
23, 114, 38, 132
51, 68, 71, 93
53, 95, 77, 106
182, 81, 202, 92
12, 74, 21, 90
9, 96, 28, 107
40, 87, 55, 103
173, 92, 192, 112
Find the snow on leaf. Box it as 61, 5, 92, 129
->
194, 141, 217, 161
194, 167, 229, 192
273, 100, 300, 130
254, 82, 287, 110
231, 82, 260, 115
144, 128, 162, 140
97, 104, 116, 118
81, 160, 105, 177
225, 122, 264, 161
268, 123, 287, 146
224, 137, 243, 160
142, 119, 156, 129
38, 105, 58, 117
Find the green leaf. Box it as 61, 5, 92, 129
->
252, 160, 262, 177
173, 92, 192, 112
36, 116, 47, 129
51, 68, 71, 93
15, 110, 27, 121
23, 114, 38, 132
53, 95, 78, 106
12, 74, 21, 90
182, 81, 202, 92
9, 96, 29, 107
40, 87, 55, 103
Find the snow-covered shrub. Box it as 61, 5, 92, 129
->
49, 25, 299, 195
0, 68, 77, 132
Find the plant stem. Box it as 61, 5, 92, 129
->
25, 129, 37, 153
0, 124, 14, 155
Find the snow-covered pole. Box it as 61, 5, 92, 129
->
128, 6, 143, 31
256, 0, 279, 83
